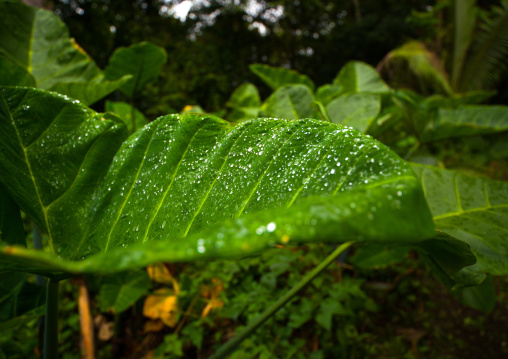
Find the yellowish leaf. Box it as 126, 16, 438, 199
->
201, 278, 224, 318
146, 263, 180, 294
143, 288, 179, 327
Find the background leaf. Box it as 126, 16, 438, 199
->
98, 270, 151, 314
0, 0, 128, 104
411, 163, 508, 281
249, 64, 315, 91
226, 83, 261, 122
105, 100, 149, 133
104, 41, 167, 98
422, 105, 508, 142
326, 93, 381, 133
333, 61, 390, 94
261, 84, 315, 119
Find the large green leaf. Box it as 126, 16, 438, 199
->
411, 163, 508, 280
422, 105, 508, 142
261, 84, 316, 119
0, 87, 435, 276
249, 64, 315, 91
0, 87, 128, 259
0, 0, 128, 105
0, 57, 35, 87
326, 93, 381, 133
333, 61, 390, 94
104, 41, 167, 98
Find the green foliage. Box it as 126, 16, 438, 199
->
104, 41, 167, 98
0, 87, 435, 276
411, 164, 508, 282
0, 0, 129, 105
1, 1, 508, 357
249, 64, 315, 91
97, 270, 151, 314
105, 100, 148, 133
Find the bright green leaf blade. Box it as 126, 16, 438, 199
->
261, 84, 316, 119
249, 64, 315, 91
333, 61, 390, 94
104, 41, 167, 98
422, 105, 508, 142
98, 270, 151, 314
49, 75, 132, 106
411, 163, 508, 279
0, 87, 128, 259
326, 93, 381, 133
0, 57, 35, 87
0, 88, 435, 275
105, 100, 148, 133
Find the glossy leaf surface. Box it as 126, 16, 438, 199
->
0, 87, 128, 259
0, 0, 128, 105
411, 163, 508, 279
0, 87, 435, 275
333, 61, 390, 94
261, 84, 316, 119
326, 93, 381, 133
104, 41, 167, 98
249, 64, 315, 91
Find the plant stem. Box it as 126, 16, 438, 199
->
44, 278, 60, 359
210, 241, 355, 359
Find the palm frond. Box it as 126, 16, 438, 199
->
459, 0, 508, 91
450, 0, 477, 89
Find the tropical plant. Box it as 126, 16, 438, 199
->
377, 0, 508, 94
1, 1, 508, 358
